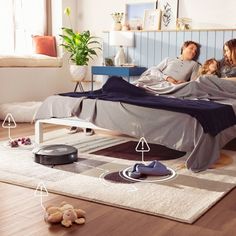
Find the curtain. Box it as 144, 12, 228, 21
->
0, 0, 48, 54
45, 0, 52, 35
0, 0, 14, 53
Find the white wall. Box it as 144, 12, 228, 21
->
179, 0, 236, 29
78, 0, 236, 33
1, 0, 236, 104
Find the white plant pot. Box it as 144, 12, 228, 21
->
70, 65, 87, 82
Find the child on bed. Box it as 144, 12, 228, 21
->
198, 58, 219, 77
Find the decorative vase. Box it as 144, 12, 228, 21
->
69, 65, 87, 82
114, 46, 126, 66
113, 22, 122, 31
111, 12, 124, 31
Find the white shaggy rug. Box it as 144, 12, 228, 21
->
0, 129, 236, 224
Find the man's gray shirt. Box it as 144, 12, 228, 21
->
140, 57, 200, 82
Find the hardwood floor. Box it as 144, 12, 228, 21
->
0, 123, 236, 236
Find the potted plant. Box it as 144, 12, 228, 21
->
59, 7, 101, 90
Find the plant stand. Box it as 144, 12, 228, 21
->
74, 82, 84, 92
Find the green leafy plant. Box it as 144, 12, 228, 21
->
59, 7, 101, 66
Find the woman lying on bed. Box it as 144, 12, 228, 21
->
220, 38, 236, 82
134, 40, 200, 88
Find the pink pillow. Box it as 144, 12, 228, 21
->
32, 35, 57, 57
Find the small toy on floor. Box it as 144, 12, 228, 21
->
9, 140, 19, 148
44, 201, 86, 228
18, 137, 31, 145
9, 137, 31, 148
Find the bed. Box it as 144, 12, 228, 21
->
35, 75, 236, 173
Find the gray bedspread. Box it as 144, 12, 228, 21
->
135, 75, 236, 107
35, 77, 236, 172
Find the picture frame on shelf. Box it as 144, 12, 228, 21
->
125, 1, 157, 30
143, 9, 161, 30
158, 0, 179, 30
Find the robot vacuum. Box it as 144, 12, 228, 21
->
33, 144, 78, 165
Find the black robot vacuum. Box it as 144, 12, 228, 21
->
33, 144, 78, 165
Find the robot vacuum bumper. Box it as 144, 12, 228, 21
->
33, 144, 78, 165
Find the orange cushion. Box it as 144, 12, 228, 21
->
32, 35, 57, 57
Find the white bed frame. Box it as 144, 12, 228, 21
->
35, 117, 107, 144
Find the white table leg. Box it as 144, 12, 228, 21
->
35, 120, 43, 144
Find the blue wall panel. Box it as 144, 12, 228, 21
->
183, 31, 192, 42
168, 31, 177, 59
206, 31, 216, 59
154, 32, 162, 65
127, 45, 134, 64
161, 32, 170, 60
147, 32, 155, 68
176, 31, 185, 57
224, 31, 233, 43
140, 32, 148, 67
198, 31, 208, 63
233, 31, 236, 39
191, 31, 200, 44
215, 31, 224, 60
134, 32, 142, 66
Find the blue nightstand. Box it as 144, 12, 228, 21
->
91, 66, 147, 91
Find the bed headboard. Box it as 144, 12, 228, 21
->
103, 29, 236, 67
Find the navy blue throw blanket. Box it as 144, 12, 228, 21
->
59, 76, 236, 136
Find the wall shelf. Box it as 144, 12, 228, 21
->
103, 28, 236, 33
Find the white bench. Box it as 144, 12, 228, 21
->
35, 117, 107, 144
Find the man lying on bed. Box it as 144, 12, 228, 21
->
133, 40, 200, 89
